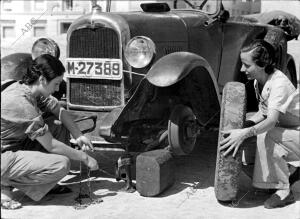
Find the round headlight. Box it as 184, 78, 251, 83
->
124, 36, 155, 68
31, 38, 60, 60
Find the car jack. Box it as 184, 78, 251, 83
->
115, 144, 136, 193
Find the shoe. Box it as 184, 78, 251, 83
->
1, 186, 21, 210
253, 188, 276, 195
48, 185, 72, 194
264, 192, 295, 209
1, 200, 22, 210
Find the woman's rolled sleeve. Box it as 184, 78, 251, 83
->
24, 115, 49, 140
281, 88, 299, 116
37, 95, 59, 113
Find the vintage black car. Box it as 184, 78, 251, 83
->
2, 0, 299, 159
63, 0, 298, 154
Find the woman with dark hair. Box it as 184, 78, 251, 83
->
1, 54, 99, 209
220, 40, 299, 208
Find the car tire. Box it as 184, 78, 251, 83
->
168, 104, 197, 156
214, 82, 246, 201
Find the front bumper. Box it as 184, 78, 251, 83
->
68, 110, 121, 147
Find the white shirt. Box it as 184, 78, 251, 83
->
254, 69, 299, 128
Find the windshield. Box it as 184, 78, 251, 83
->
98, 0, 219, 14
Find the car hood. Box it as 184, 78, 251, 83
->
118, 11, 189, 42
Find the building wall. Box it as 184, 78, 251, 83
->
0, 0, 93, 59
0, 0, 91, 42
223, 0, 261, 17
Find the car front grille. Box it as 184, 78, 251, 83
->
68, 27, 122, 108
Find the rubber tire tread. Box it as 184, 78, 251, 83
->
214, 82, 246, 201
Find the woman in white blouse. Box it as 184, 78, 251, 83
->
220, 39, 299, 209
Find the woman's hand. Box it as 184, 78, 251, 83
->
84, 155, 99, 171
76, 135, 94, 152
219, 128, 250, 157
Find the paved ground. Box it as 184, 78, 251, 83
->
2, 130, 299, 219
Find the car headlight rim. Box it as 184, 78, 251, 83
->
124, 36, 155, 69
31, 38, 60, 60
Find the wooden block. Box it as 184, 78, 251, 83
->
136, 149, 175, 197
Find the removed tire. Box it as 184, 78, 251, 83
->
168, 104, 197, 155
214, 82, 246, 201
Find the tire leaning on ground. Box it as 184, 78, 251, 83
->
214, 82, 246, 202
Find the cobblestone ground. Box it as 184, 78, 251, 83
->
2, 130, 299, 219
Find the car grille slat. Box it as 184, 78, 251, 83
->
68, 27, 122, 108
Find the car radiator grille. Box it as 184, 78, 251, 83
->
69, 28, 119, 58
68, 27, 121, 107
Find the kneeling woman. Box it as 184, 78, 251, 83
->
220, 40, 299, 209
1, 54, 99, 209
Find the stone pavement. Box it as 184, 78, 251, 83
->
2, 130, 299, 219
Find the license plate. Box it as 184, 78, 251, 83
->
66, 58, 122, 80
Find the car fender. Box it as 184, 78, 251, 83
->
1, 52, 66, 100
146, 51, 221, 104
106, 52, 222, 139
286, 53, 298, 87
1, 53, 32, 82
